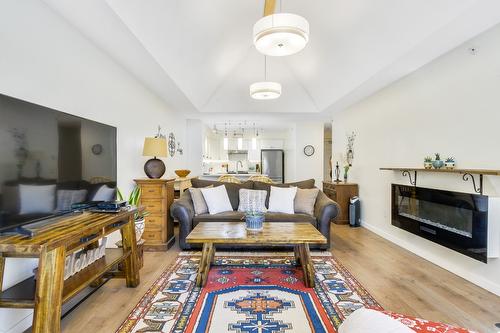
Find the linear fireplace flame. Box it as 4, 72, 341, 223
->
392, 184, 488, 263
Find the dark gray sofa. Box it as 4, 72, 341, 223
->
171, 178, 340, 250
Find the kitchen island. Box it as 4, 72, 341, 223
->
200, 173, 268, 182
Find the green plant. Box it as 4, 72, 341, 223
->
117, 186, 149, 220
434, 153, 441, 161
424, 156, 432, 162
445, 157, 455, 163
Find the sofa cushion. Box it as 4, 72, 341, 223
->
254, 179, 316, 207
265, 213, 317, 227
191, 179, 254, 210
193, 211, 244, 225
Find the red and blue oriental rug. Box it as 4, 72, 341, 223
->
117, 253, 382, 333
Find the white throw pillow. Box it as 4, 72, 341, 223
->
91, 185, 116, 201
200, 185, 233, 215
338, 308, 414, 333
19, 184, 56, 215
268, 186, 297, 214
238, 189, 267, 212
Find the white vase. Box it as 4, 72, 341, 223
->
135, 217, 145, 241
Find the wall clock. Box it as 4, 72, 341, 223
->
91, 144, 103, 155
304, 145, 315, 156
168, 133, 176, 157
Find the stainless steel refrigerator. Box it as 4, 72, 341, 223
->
261, 149, 284, 184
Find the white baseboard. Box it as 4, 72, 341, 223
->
361, 220, 500, 297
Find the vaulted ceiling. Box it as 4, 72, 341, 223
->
44, 0, 500, 116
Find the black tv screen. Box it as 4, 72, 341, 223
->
0, 94, 117, 232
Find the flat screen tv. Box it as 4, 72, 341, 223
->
0, 93, 117, 233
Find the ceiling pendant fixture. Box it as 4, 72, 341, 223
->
250, 57, 281, 100
253, 0, 309, 57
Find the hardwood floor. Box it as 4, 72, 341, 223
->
61, 225, 500, 333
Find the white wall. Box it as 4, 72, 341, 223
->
0, 1, 187, 332
287, 122, 324, 185
332, 23, 500, 296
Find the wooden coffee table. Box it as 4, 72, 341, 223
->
185, 222, 327, 288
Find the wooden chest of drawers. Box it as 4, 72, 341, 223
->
323, 181, 359, 225
134, 178, 175, 251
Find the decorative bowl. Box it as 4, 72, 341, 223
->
175, 169, 191, 178
245, 212, 265, 232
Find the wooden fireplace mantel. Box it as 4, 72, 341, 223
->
380, 167, 500, 195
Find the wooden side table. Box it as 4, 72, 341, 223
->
323, 181, 359, 224
134, 179, 175, 251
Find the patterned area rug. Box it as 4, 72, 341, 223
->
117, 252, 382, 333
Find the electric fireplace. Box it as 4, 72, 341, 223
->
391, 184, 490, 262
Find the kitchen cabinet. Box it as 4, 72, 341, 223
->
260, 139, 284, 149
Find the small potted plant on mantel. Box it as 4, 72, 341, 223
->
445, 157, 456, 170
117, 186, 149, 242
424, 156, 433, 169
432, 153, 444, 169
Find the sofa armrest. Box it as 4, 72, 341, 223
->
170, 191, 195, 250
314, 191, 340, 248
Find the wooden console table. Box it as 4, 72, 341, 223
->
0, 209, 140, 333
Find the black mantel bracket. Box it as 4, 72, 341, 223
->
401, 170, 417, 186
380, 167, 498, 195
462, 173, 483, 195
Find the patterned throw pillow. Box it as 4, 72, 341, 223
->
238, 189, 267, 212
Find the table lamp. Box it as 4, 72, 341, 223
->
142, 137, 168, 178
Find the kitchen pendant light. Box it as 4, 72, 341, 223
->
253, 13, 309, 57
250, 56, 281, 100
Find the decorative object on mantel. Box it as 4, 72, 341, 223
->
168, 132, 176, 157
143, 127, 168, 179
445, 156, 456, 169
424, 156, 433, 169
432, 153, 444, 169
175, 169, 191, 178
346, 131, 356, 166
380, 167, 500, 195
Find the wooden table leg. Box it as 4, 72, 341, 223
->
209, 244, 216, 265
293, 245, 301, 266
299, 243, 315, 288
32, 247, 66, 333
0, 254, 5, 292
121, 216, 140, 287
196, 243, 213, 287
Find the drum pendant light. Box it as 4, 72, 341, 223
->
253, 13, 309, 57
250, 56, 281, 100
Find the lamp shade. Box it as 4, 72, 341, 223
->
143, 137, 168, 157
250, 81, 282, 100
253, 13, 309, 57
